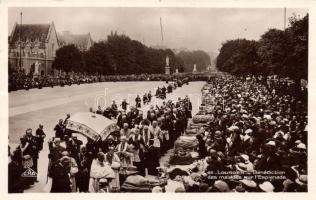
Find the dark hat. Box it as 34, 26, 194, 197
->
209, 149, 218, 158
97, 152, 105, 161
235, 185, 246, 192
199, 183, 210, 192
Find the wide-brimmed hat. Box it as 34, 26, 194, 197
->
245, 129, 253, 134
266, 140, 276, 147
295, 140, 302, 145
296, 143, 307, 150
295, 175, 307, 186
239, 179, 257, 189
228, 126, 239, 132
152, 186, 163, 193
240, 154, 250, 164
259, 181, 274, 192
235, 185, 246, 192
213, 180, 230, 192
235, 162, 247, 172
54, 137, 61, 143
263, 115, 272, 120
242, 114, 249, 119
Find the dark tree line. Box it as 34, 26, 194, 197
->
53, 33, 184, 75
216, 14, 308, 80
176, 50, 211, 72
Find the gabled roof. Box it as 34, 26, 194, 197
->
57, 32, 93, 51
9, 23, 51, 45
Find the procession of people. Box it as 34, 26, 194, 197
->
8, 74, 308, 193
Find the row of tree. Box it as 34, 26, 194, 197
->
53, 33, 187, 75
216, 14, 308, 80
176, 50, 211, 72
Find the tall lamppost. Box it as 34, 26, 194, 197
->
19, 12, 22, 72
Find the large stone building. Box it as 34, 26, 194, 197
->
57, 31, 93, 52
8, 22, 59, 75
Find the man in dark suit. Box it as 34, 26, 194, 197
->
48, 138, 66, 177
54, 119, 65, 139
8, 151, 24, 193
35, 124, 46, 151
256, 142, 282, 171
121, 99, 129, 111
50, 156, 71, 193
135, 95, 142, 108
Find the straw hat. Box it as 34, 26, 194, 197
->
295, 175, 307, 186
245, 129, 253, 134
296, 143, 306, 150
213, 180, 230, 192
235, 163, 247, 172
239, 179, 257, 189
295, 140, 302, 145
266, 141, 276, 147
259, 181, 274, 192
228, 126, 239, 132
240, 154, 250, 164
152, 186, 163, 193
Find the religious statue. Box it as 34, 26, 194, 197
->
34, 61, 40, 75
193, 64, 197, 72
165, 56, 170, 75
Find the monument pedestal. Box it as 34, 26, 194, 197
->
165, 66, 170, 75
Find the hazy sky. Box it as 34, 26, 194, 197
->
8, 7, 308, 53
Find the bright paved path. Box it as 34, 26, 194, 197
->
9, 81, 205, 192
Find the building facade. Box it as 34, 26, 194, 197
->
8, 22, 59, 76
57, 31, 93, 52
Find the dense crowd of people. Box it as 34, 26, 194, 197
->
8, 74, 308, 193
8, 70, 208, 92
184, 75, 307, 192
